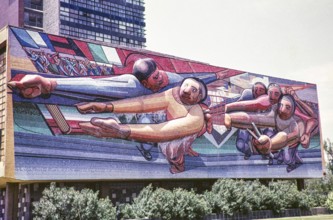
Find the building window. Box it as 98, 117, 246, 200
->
24, 0, 43, 11
24, 11, 43, 28
0, 45, 6, 162
58, 1, 145, 47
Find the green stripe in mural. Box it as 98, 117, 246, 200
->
88, 43, 108, 63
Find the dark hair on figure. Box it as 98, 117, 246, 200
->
180, 77, 208, 103
278, 94, 296, 115
133, 58, 157, 82
268, 83, 283, 99
252, 81, 267, 97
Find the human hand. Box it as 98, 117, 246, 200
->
198, 104, 213, 136
300, 133, 310, 148
252, 135, 272, 155
7, 75, 55, 98
284, 86, 299, 101
76, 102, 113, 114
79, 117, 130, 139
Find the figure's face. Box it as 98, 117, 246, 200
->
278, 98, 293, 120
142, 69, 168, 92
268, 86, 281, 104
253, 84, 266, 98
179, 78, 203, 105
54, 56, 60, 64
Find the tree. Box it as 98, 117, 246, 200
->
326, 191, 333, 210
205, 179, 254, 216
33, 182, 116, 220
324, 139, 333, 173
265, 180, 312, 213
172, 188, 211, 220
305, 172, 333, 207
121, 184, 211, 220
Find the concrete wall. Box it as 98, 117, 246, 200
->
43, 0, 60, 35
0, 0, 23, 29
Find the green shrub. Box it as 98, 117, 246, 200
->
121, 185, 211, 220
146, 187, 175, 220
121, 184, 155, 219
205, 179, 313, 215
325, 191, 333, 210
305, 173, 333, 207
172, 188, 211, 220
205, 179, 254, 216
33, 182, 116, 220
264, 180, 312, 213
245, 179, 271, 211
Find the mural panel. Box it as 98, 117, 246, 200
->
7, 27, 322, 180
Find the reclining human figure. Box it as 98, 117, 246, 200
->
8, 58, 235, 104
8, 58, 221, 161
76, 77, 209, 174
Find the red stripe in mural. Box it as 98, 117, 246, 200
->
48, 35, 69, 44
170, 59, 194, 73
53, 46, 76, 55
73, 40, 94, 61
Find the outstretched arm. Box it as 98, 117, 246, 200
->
8, 75, 56, 98
78, 89, 171, 114
284, 87, 317, 118
225, 110, 276, 130
8, 74, 148, 100
79, 105, 204, 143
225, 95, 271, 113
284, 87, 318, 148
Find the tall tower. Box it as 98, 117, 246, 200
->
0, 0, 146, 48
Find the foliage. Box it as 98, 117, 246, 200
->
33, 182, 116, 220
325, 191, 333, 210
144, 187, 175, 219
243, 179, 271, 211
264, 180, 312, 213
121, 184, 211, 220
172, 188, 211, 220
32, 174, 333, 219
324, 139, 333, 173
304, 173, 333, 207
205, 179, 314, 216
205, 179, 254, 216
121, 184, 155, 219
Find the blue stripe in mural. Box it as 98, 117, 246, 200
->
10, 27, 39, 49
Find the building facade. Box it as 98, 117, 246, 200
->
0, 25, 324, 219
0, 0, 146, 48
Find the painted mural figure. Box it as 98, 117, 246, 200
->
226, 83, 283, 113
274, 87, 319, 171
24, 48, 48, 73
225, 94, 311, 172
9, 58, 225, 102
77, 77, 208, 174
223, 81, 319, 171
232, 81, 268, 159
283, 87, 319, 149
24, 47, 114, 77
225, 83, 283, 160
9, 58, 215, 162
6, 27, 323, 180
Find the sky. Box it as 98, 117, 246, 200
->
144, 0, 333, 140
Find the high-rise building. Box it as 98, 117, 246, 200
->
0, 0, 146, 48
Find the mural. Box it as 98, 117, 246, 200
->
7, 27, 322, 180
